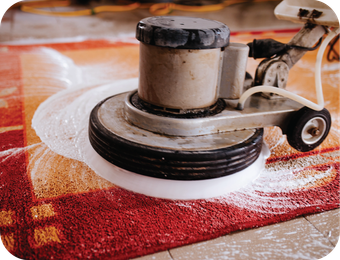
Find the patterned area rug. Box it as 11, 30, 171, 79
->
0, 29, 339, 259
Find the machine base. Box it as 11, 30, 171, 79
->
89, 93, 264, 181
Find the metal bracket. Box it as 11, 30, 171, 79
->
254, 23, 327, 92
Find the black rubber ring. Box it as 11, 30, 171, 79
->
89, 98, 264, 180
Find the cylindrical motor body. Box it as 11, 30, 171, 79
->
139, 43, 222, 109
136, 16, 230, 110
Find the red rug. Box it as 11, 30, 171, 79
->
0, 30, 339, 259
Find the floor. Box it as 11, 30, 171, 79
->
0, 0, 301, 42
0, 1, 339, 259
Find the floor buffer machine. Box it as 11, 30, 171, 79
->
86, 0, 339, 200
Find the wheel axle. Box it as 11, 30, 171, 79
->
308, 127, 321, 137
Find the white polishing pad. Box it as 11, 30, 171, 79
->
84, 137, 270, 200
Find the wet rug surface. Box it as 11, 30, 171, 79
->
0, 30, 339, 259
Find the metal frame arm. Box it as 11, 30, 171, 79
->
254, 23, 327, 88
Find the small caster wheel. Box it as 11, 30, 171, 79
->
286, 106, 331, 152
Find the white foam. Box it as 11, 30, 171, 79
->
32, 78, 138, 162
24, 48, 83, 90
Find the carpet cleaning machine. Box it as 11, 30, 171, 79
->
87, 0, 339, 200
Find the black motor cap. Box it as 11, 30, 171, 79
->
136, 16, 230, 49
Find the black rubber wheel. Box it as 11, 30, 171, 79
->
88, 98, 264, 181
286, 106, 331, 152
